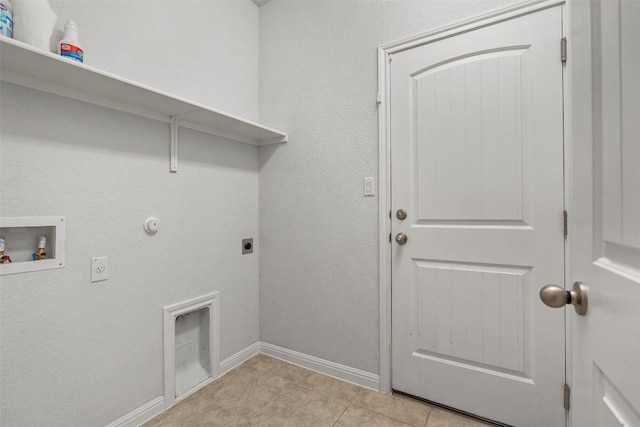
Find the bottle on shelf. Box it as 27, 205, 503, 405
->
0, 0, 12, 38
58, 18, 83, 63
11, 0, 58, 51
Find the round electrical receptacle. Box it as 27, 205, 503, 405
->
144, 217, 160, 234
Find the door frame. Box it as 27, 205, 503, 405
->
376, 0, 570, 402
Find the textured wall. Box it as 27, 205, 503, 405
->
258, 0, 523, 376
0, 1, 260, 426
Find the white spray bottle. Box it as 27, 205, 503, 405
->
58, 19, 83, 63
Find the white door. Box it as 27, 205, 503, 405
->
569, 1, 640, 425
390, 6, 566, 426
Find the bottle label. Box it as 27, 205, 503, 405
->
60, 43, 84, 63
0, 1, 12, 38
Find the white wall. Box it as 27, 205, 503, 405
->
0, 1, 260, 425
258, 0, 523, 376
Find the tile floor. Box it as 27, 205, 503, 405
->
144, 354, 492, 427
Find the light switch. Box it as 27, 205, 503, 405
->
363, 177, 376, 196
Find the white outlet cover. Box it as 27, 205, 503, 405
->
144, 217, 160, 234
91, 256, 108, 283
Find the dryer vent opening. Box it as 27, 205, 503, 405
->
175, 307, 211, 397
164, 292, 220, 406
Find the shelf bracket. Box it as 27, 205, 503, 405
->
170, 116, 179, 173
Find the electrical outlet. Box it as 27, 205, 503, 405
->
242, 238, 253, 255
91, 256, 108, 282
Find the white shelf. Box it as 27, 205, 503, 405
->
0, 37, 287, 170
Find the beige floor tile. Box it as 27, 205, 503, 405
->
143, 393, 250, 427
426, 408, 493, 427
244, 354, 309, 382
352, 389, 431, 427
196, 364, 291, 419
294, 369, 361, 402
249, 383, 349, 427
144, 356, 497, 427
334, 405, 414, 427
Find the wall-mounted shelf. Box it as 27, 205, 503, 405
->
0, 37, 287, 172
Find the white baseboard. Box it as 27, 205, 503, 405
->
220, 341, 261, 376
105, 396, 165, 427
220, 341, 379, 391
260, 342, 380, 391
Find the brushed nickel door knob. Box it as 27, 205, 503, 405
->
539, 285, 567, 308
395, 233, 408, 245
540, 282, 588, 315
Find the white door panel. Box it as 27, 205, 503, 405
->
570, 1, 640, 426
415, 50, 526, 222
391, 7, 565, 426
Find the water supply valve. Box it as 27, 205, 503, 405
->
0, 236, 11, 263
0, 252, 11, 264
32, 234, 47, 260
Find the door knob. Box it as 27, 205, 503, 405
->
540, 282, 588, 315
395, 233, 408, 245
396, 209, 407, 220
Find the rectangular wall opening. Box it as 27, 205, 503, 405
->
0, 216, 65, 275
163, 292, 220, 408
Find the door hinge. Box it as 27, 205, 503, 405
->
561, 37, 567, 63
563, 210, 568, 239
564, 383, 570, 410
